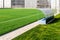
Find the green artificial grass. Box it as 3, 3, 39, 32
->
0, 9, 44, 36
13, 14, 60, 40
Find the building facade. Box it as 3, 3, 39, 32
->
37, 0, 51, 8
0, 0, 50, 8
0, 0, 11, 8
51, 0, 60, 14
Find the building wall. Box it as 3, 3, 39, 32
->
0, 0, 11, 8
25, 0, 37, 8
51, 0, 56, 9
4, 0, 11, 8
0, 0, 3, 8
0, 0, 37, 8
51, 0, 60, 15
0, 0, 59, 9
11, 0, 24, 8
37, 0, 51, 8
0, 0, 51, 8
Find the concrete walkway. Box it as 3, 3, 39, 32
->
0, 20, 41, 40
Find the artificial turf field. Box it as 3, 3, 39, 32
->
13, 14, 60, 40
0, 9, 44, 36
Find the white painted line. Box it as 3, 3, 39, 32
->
0, 20, 40, 40
0, 14, 38, 23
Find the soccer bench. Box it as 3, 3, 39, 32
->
39, 8, 55, 24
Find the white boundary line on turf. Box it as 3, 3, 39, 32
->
0, 14, 39, 23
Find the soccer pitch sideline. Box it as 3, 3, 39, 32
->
0, 9, 44, 36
